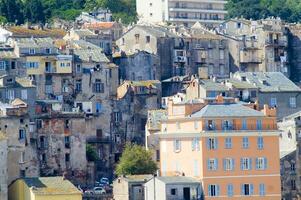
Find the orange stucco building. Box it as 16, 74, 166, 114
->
157, 96, 281, 199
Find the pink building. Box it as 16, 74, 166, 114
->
157, 96, 281, 199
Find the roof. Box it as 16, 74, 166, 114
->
191, 103, 265, 118
74, 49, 109, 63
11, 98, 27, 107
227, 79, 257, 89
234, 72, 301, 92
127, 25, 178, 38
73, 29, 96, 37
84, 22, 116, 29
199, 79, 229, 91
0, 131, 6, 140
14, 37, 56, 49
156, 176, 200, 184
20, 177, 81, 195
190, 22, 222, 40
16, 77, 35, 88
7, 26, 66, 38
162, 75, 189, 83
122, 175, 153, 183
0, 50, 17, 59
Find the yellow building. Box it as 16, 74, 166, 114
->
8, 177, 82, 200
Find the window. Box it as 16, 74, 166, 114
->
21, 90, 28, 100
135, 34, 140, 44
171, 188, 177, 195
223, 158, 234, 171
75, 80, 82, 92
241, 184, 254, 196
64, 120, 70, 129
227, 184, 234, 197
242, 137, 249, 149
270, 97, 277, 107
76, 64, 81, 73
207, 120, 215, 130
146, 36, 150, 43
29, 48, 35, 54
60, 62, 65, 67
20, 151, 25, 163
176, 122, 180, 129
114, 112, 122, 122
291, 163, 296, 172
194, 121, 199, 130
242, 119, 247, 130
93, 79, 104, 93
207, 158, 218, 171
173, 139, 181, 152
26, 62, 39, 68
241, 157, 252, 170
219, 49, 224, 60
256, 120, 262, 130
19, 129, 26, 140
259, 184, 265, 196
257, 137, 264, 149
207, 138, 218, 150
256, 157, 267, 170
46, 48, 51, 54
45, 85, 52, 94
0, 61, 6, 70
225, 137, 232, 149
192, 138, 200, 151
65, 153, 70, 162
222, 120, 232, 130
193, 160, 199, 176
6, 89, 14, 100
20, 170, 26, 178
291, 179, 296, 190
208, 184, 219, 197
36, 119, 42, 129
65, 136, 70, 149
290, 97, 296, 108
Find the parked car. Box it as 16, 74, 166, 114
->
100, 177, 110, 185
93, 187, 106, 194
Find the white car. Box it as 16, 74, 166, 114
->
93, 187, 106, 194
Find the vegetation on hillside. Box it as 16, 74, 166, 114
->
115, 144, 157, 176
226, 0, 301, 22
0, 0, 136, 24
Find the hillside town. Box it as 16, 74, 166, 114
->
0, 0, 301, 200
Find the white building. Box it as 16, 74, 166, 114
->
136, 0, 227, 27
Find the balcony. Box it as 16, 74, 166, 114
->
169, 7, 227, 14
86, 136, 111, 144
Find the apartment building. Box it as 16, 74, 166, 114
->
137, 0, 227, 27
155, 96, 281, 199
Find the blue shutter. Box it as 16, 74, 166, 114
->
216, 185, 220, 196
240, 158, 243, 170
264, 157, 268, 169
207, 159, 210, 170
249, 158, 252, 170
215, 138, 218, 149
250, 184, 254, 195
241, 184, 245, 195
206, 121, 208, 130
208, 185, 211, 196
255, 158, 259, 170
227, 184, 233, 197
215, 158, 218, 170
259, 184, 265, 196
229, 138, 232, 148
206, 138, 210, 149
231, 158, 235, 171
223, 159, 226, 171
212, 121, 216, 130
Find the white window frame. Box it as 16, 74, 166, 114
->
21, 89, 28, 100
290, 97, 296, 108
224, 158, 234, 171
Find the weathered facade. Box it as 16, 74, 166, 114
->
0, 132, 8, 200
278, 111, 301, 200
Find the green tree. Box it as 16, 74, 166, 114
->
24, 0, 45, 23
115, 144, 157, 176
86, 144, 99, 161
0, 0, 24, 24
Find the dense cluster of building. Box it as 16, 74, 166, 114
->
0, 1, 301, 199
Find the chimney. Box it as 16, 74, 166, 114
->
88, 56, 93, 62
262, 104, 277, 117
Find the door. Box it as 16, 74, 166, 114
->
183, 187, 190, 200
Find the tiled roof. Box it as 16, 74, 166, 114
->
84, 22, 116, 29
156, 176, 200, 184
73, 29, 95, 37
74, 49, 109, 63
22, 177, 81, 195
124, 80, 161, 88
129, 25, 178, 38
147, 110, 167, 130
0, 131, 6, 140
234, 72, 301, 92
227, 79, 257, 89
0, 50, 17, 59
16, 77, 35, 88
123, 174, 153, 182
191, 103, 265, 118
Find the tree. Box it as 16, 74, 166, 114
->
86, 144, 99, 161
0, 0, 24, 24
115, 144, 157, 176
24, 0, 45, 23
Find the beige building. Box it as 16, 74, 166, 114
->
137, 0, 227, 27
